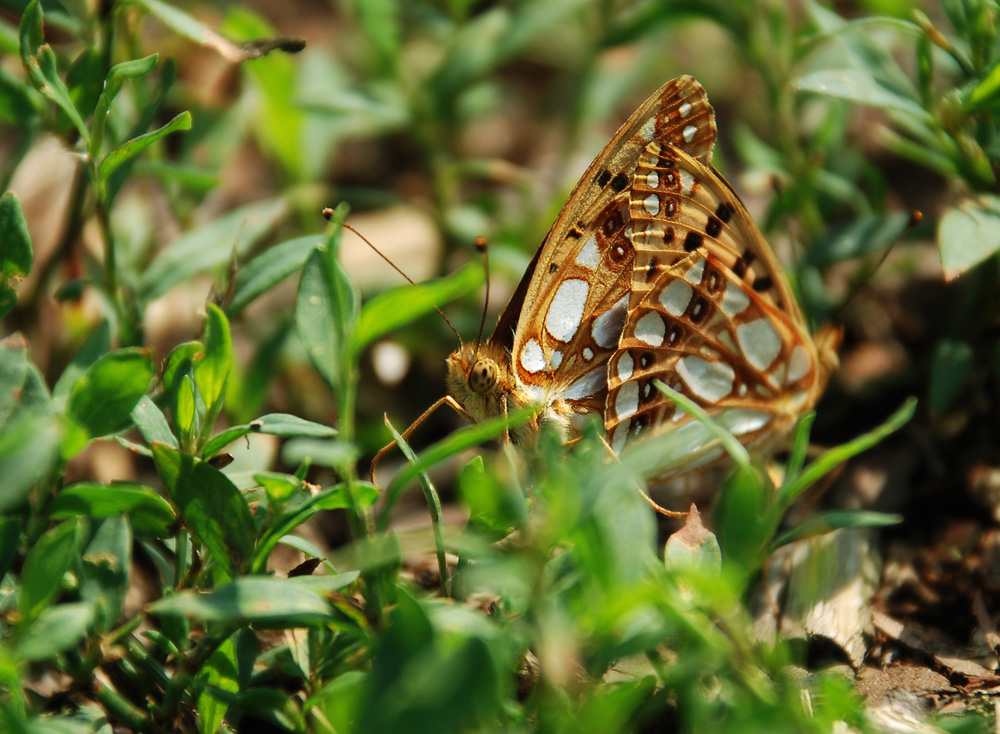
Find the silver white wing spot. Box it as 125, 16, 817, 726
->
635, 312, 666, 347
787, 344, 811, 384
520, 339, 546, 373
721, 282, 750, 317
659, 279, 693, 317
676, 355, 735, 402
575, 236, 600, 269
545, 279, 589, 342
736, 319, 782, 371
592, 295, 628, 348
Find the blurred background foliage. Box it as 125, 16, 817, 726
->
1, 0, 1000, 731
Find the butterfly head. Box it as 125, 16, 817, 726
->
468, 356, 500, 394
446, 343, 502, 399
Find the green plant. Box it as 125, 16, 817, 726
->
2, 0, 988, 732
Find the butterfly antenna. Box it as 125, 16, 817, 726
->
322, 208, 463, 343
473, 236, 490, 361
835, 210, 922, 320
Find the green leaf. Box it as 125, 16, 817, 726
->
66, 46, 104, 128
131, 395, 179, 449
175, 375, 198, 447
149, 577, 331, 627
966, 57, 1000, 110
794, 69, 927, 119
67, 348, 154, 441
938, 195, 1000, 280
196, 634, 240, 734
227, 235, 324, 316
355, 0, 400, 72
383, 404, 538, 518
458, 455, 525, 539
254, 471, 299, 503
18, 0, 90, 143
2, 343, 52, 426
785, 412, 816, 484
353, 262, 483, 358
779, 397, 917, 507
98, 111, 191, 184
287, 572, 359, 594
152, 443, 255, 576
14, 602, 94, 662
89, 54, 159, 163
0, 413, 61, 514
162, 341, 200, 393
281, 438, 359, 469
928, 339, 973, 415
193, 303, 233, 425
19, 518, 85, 623
139, 198, 286, 301
202, 413, 335, 458
250, 482, 373, 573
712, 462, 775, 573
653, 381, 751, 466
295, 243, 358, 394
51, 321, 110, 408
806, 212, 915, 268
772, 510, 902, 549
0, 191, 33, 317
385, 415, 448, 596
0, 341, 28, 428
79, 515, 131, 632
137, 0, 233, 50
49, 482, 176, 536
0, 63, 42, 127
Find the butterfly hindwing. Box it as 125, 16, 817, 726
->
605, 141, 826, 454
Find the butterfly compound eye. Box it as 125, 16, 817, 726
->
468, 359, 499, 395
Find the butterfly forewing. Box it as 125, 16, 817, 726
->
605, 142, 826, 454
506, 77, 718, 421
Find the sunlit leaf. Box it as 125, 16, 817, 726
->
18, 0, 89, 142
149, 577, 331, 626
19, 518, 85, 623
98, 111, 191, 184
67, 348, 154, 442
152, 443, 255, 576
0, 191, 33, 318
49, 482, 176, 537
228, 235, 324, 316
14, 602, 94, 662
139, 198, 286, 300
939, 195, 1000, 281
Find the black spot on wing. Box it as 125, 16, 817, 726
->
706, 215, 722, 238
684, 231, 703, 252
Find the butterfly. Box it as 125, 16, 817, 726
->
422, 77, 838, 476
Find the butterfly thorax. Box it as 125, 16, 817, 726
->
446, 342, 572, 445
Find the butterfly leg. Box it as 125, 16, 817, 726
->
369, 395, 474, 484
596, 435, 688, 518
